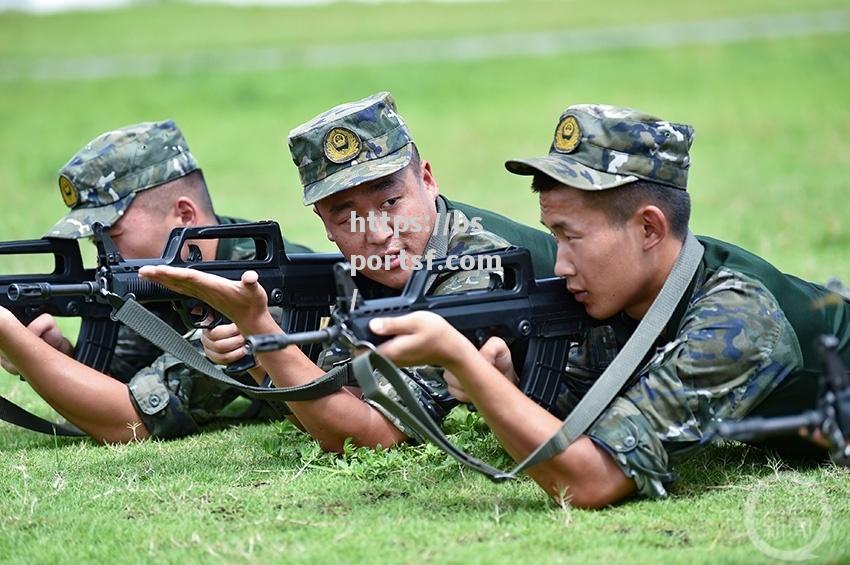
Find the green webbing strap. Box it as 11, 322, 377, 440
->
0, 395, 86, 436
425, 197, 450, 259
352, 233, 705, 481
112, 299, 354, 412
351, 353, 513, 481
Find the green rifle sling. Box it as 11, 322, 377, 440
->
112, 299, 355, 414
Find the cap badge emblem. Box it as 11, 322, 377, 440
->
59, 175, 79, 208
324, 127, 361, 164
554, 115, 581, 154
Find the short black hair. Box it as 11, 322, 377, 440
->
531, 174, 691, 239
134, 170, 216, 217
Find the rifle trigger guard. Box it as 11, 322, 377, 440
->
191, 305, 221, 330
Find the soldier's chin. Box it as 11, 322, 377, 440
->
364, 267, 408, 290
583, 301, 610, 320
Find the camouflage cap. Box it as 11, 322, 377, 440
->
505, 104, 694, 191
46, 119, 199, 239
288, 92, 415, 205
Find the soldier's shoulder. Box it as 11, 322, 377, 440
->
678, 266, 801, 378
446, 208, 510, 254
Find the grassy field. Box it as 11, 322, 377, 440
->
1, 1, 849, 562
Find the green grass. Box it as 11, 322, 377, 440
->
2, 1, 850, 562
2, 415, 849, 563
2, 0, 848, 59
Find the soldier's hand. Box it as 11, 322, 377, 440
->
370, 311, 473, 368
442, 370, 471, 402
0, 313, 74, 375
443, 337, 517, 402
139, 266, 269, 328
798, 427, 832, 449
478, 337, 518, 386
201, 323, 255, 366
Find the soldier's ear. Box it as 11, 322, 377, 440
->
420, 160, 440, 199
636, 205, 667, 251
174, 197, 199, 226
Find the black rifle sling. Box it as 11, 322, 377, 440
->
351, 233, 705, 481
112, 299, 353, 414
0, 395, 85, 436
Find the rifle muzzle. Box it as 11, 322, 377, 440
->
8, 281, 99, 301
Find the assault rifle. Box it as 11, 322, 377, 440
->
246, 247, 596, 413
2, 221, 346, 370
718, 335, 850, 466
1, 221, 376, 435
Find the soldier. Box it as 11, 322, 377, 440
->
367, 104, 850, 507
0, 120, 311, 442
140, 92, 557, 451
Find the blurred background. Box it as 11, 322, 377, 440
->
1, 5, 849, 559
1, 0, 848, 279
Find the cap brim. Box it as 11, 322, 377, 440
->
303, 144, 414, 206
44, 193, 135, 239
505, 154, 638, 191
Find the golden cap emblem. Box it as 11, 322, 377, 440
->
58, 175, 79, 208
323, 127, 361, 164
553, 115, 581, 154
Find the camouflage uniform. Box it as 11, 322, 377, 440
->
507, 104, 850, 497
288, 92, 553, 437
316, 198, 511, 435
47, 120, 312, 439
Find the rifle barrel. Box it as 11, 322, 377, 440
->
717, 410, 822, 442
8, 281, 98, 301
246, 326, 341, 353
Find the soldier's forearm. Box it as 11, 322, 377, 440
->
0, 314, 148, 443
255, 344, 406, 451
446, 352, 635, 507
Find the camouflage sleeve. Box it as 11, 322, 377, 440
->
127, 328, 240, 439
586, 268, 803, 498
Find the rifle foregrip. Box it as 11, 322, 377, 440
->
119, 278, 177, 300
